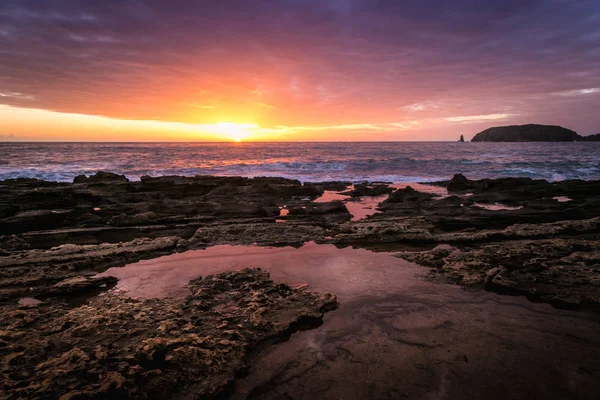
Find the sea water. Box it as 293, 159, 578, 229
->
1, 141, 599, 182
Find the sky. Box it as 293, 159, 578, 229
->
1, 0, 600, 142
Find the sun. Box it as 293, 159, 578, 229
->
213, 122, 254, 142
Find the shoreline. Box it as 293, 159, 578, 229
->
1, 171, 599, 307
2, 171, 600, 398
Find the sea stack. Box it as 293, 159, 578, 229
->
459, 135, 465, 142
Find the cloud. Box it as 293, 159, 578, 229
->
553, 88, 600, 97
188, 102, 219, 109
0, 92, 35, 100
444, 114, 514, 123
252, 102, 276, 109
0, 1, 599, 137
402, 101, 440, 112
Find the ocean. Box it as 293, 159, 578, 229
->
1, 142, 599, 183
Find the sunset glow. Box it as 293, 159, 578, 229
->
2, 3, 600, 398
1, 1, 599, 141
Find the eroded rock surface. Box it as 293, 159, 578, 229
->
1, 171, 600, 399
0, 174, 323, 243
388, 174, 600, 309
1, 268, 338, 399
399, 240, 600, 308
1, 172, 600, 310
0, 236, 184, 301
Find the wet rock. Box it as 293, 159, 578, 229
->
44, 276, 118, 297
73, 171, 129, 184
304, 181, 350, 192
139, 175, 216, 197
287, 200, 352, 223
447, 173, 474, 193
0, 203, 20, 219
398, 239, 600, 309
398, 245, 456, 268
0, 237, 180, 302
108, 212, 159, 226
0, 268, 338, 399
383, 186, 435, 203
191, 223, 328, 247
0, 209, 73, 234
0, 175, 331, 252
2, 173, 600, 311
347, 183, 394, 197
332, 217, 436, 245
0, 235, 29, 253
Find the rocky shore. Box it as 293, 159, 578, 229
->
2, 268, 337, 399
1, 171, 600, 398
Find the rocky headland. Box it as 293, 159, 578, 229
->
2, 171, 600, 398
471, 123, 600, 142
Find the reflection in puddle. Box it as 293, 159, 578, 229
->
389, 182, 449, 197
312, 182, 448, 222
279, 206, 289, 216
98, 242, 422, 299
346, 195, 388, 221
313, 190, 351, 203
474, 203, 523, 211
553, 196, 572, 202
18, 297, 42, 306
97, 242, 600, 399
276, 206, 289, 223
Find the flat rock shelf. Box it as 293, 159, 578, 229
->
2, 171, 600, 399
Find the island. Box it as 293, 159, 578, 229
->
471, 124, 600, 142
581, 132, 600, 141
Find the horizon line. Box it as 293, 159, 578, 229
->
0, 140, 471, 144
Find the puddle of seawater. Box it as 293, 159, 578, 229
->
345, 195, 388, 221
18, 297, 42, 306
313, 190, 351, 203
98, 242, 426, 299
389, 182, 449, 197
97, 242, 600, 399
553, 196, 572, 202
312, 182, 447, 222
275, 206, 290, 223
474, 203, 523, 211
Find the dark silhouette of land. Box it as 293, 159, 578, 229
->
472, 124, 600, 142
